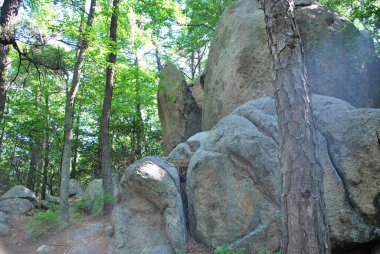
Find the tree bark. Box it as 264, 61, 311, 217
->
262, 0, 330, 253
59, 0, 97, 225
71, 104, 81, 179
100, 0, 119, 216
41, 93, 50, 200
0, 0, 22, 153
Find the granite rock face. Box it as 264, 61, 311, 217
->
201, 0, 380, 130
187, 95, 380, 252
157, 63, 202, 155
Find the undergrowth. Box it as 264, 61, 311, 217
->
26, 205, 61, 238
214, 244, 244, 254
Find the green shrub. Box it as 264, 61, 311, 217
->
175, 249, 185, 254
26, 205, 61, 238
214, 244, 244, 254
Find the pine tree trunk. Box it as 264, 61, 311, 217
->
262, 0, 330, 253
101, 0, 119, 216
59, 0, 97, 225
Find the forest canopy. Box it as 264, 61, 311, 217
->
0, 0, 378, 197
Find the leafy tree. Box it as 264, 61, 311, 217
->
320, 0, 379, 54
100, 0, 119, 216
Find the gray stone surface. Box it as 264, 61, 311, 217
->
189, 74, 204, 109
37, 245, 55, 253
0, 198, 34, 214
0, 211, 11, 236
187, 95, 380, 252
0, 185, 36, 202
67, 242, 99, 254
70, 223, 104, 241
157, 63, 202, 155
202, 0, 380, 130
69, 179, 85, 198
109, 156, 186, 254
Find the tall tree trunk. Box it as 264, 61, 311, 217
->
262, 0, 330, 253
41, 93, 50, 200
27, 86, 42, 192
59, 0, 97, 225
101, 0, 119, 216
0, 0, 22, 152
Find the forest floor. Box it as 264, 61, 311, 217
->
0, 212, 111, 254
0, 209, 213, 254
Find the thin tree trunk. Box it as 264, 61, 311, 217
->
262, 0, 330, 253
59, 0, 97, 225
101, 0, 119, 216
134, 56, 143, 159
27, 86, 42, 192
41, 94, 49, 200
155, 47, 163, 71
190, 51, 195, 81
71, 104, 81, 179
197, 48, 202, 75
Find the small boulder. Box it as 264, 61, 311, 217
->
37, 245, 55, 253
105, 225, 114, 237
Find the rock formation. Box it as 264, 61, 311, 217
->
157, 63, 202, 155
186, 95, 380, 253
109, 157, 187, 254
0, 185, 36, 215
201, 0, 380, 130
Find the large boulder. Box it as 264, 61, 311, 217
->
157, 63, 202, 155
0, 185, 37, 202
0, 198, 34, 215
202, 0, 380, 130
0, 185, 35, 215
187, 95, 380, 253
109, 157, 187, 254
